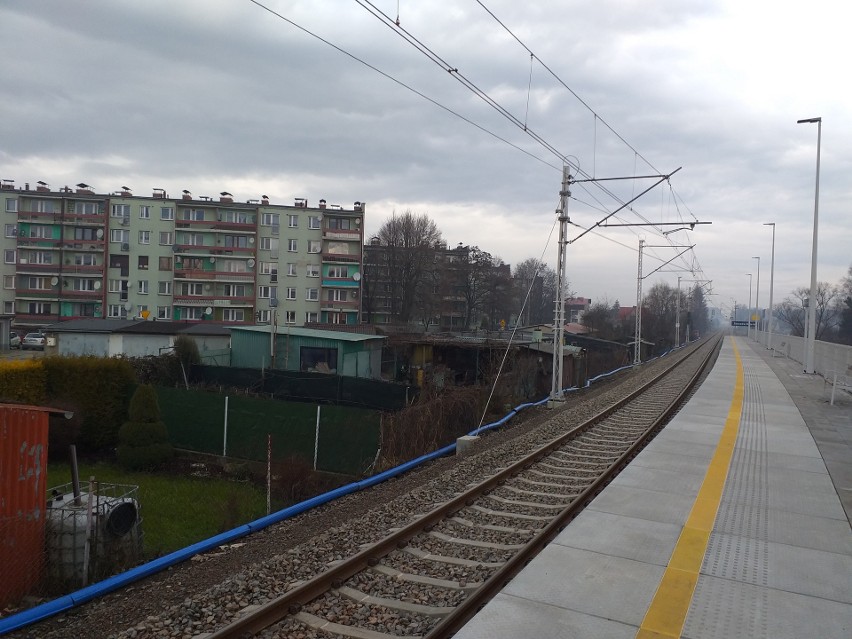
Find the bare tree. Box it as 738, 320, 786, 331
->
376, 210, 443, 323
513, 258, 559, 326
582, 299, 621, 340
775, 282, 841, 339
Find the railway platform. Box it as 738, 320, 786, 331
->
454, 336, 852, 639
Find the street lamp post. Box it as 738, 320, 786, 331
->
797, 116, 821, 374
746, 273, 753, 339
752, 256, 760, 339
675, 275, 682, 347
763, 223, 776, 351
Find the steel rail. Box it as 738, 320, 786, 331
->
207, 335, 721, 638
427, 334, 721, 638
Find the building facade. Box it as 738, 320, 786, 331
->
0, 180, 364, 331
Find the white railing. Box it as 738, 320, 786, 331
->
753, 329, 852, 379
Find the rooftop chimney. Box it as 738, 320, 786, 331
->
182, 189, 192, 200
153, 188, 166, 199
219, 191, 233, 203
261, 195, 270, 205
294, 197, 307, 208
319, 199, 327, 209
36, 180, 50, 192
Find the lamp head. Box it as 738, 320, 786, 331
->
797, 117, 821, 124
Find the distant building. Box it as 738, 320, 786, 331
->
0, 181, 364, 331
565, 297, 592, 324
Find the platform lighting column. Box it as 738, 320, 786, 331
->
797, 117, 821, 374
763, 223, 776, 351
746, 273, 752, 339
675, 275, 682, 347
752, 256, 760, 338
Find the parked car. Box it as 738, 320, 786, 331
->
22, 333, 45, 350
9, 333, 21, 349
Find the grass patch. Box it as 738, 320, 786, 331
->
47, 461, 270, 558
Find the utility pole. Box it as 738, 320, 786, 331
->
549, 166, 571, 407
634, 239, 644, 364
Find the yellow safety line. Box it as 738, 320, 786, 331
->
635, 338, 744, 639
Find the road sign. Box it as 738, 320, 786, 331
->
731, 320, 750, 326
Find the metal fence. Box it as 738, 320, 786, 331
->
156, 387, 381, 476
754, 329, 852, 378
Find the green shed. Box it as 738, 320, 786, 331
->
230, 326, 385, 379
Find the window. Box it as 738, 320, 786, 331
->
4, 224, 17, 238
3, 301, 13, 314
223, 308, 245, 322
260, 237, 278, 251
261, 213, 279, 226
108, 304, 125, 318
258, 285, 277, 299
305, 311, 319, 324
287, 263, 297, 276
286, 287, 296, 300
327, 312, 348, 325
180, 282, 203, 296
223, 284, 245, 297
4, 250, 15, 264
160, 207, 174, 220
157, 305, 171, 319
159, 231, 173, 245
3, 275, 14, 289
138, 280, 149, 294
306, 287, 319, 301
28, 251, 53, 264
158, 281, 172, 295
327, 265, 349, 278
28, 302, 53, 315
308, 215, 322, 229
260, 261, 275, 274
224, 235, 248, 248
182, 232, 204, 246
159, 256, 172, 270
306, 264, 320, 277
74, 201, 99, 215
307, 240, 321, 253
287, 239, 297, 252
138, 256, 149, 270
111, 204, 130, 218
182, 208, 205, 221
183, 306, 204, 320
327, 289, 348, 302
73, 279, 96, 292
287, 214, 298, 228
73, 227, 98, 241
34, 200, 55, 213
138, 230, 150, 244
29, 225, 52, 239
136, 304, 149, 316
108, 279, 123, 293
328, 217, 352, 230
74, 253, 97, 266
285, 310, 296, 324
5, 198, 17, 213
27, 276, 50, 290
139, 205, 151, 219
110, 229, 129, 243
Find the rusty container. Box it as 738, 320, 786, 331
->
0, 405, 51, 607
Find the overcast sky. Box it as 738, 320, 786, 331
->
2, 0, 849, 317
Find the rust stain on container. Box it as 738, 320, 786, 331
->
0, 405, 51, 607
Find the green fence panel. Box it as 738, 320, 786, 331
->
156, 387, 380, 475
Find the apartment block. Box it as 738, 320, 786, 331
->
0, 180, 364, 331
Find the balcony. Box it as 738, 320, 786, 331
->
173, 269, 254, 283
59, 289, 103, 299
14, 289, 59, 300
14, 313, 60, 326
320, 299, 360, 311
16, 262, 60, 274
321, 253, 360, 264
63, 212, 106, 225
322, 229, 361, 241
17, 237, 61, 249
60, 241, 105, 252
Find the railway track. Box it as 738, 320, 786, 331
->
201, 335, 722, 639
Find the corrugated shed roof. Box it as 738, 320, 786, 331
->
233, 326, 385, 342
43, 318, 231, 336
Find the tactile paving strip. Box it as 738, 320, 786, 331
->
683, 360, 770, 638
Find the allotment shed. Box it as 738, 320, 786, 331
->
230, 326, 385, 379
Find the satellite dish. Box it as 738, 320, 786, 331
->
209, 256, 216, 263
124, 303, 132, 311
248, 237, 255, 244
247, 258, 255, 267
96, 229, 104, 239
204, 306, 213, 315
50, 276, 59, 286
270, 297, 279, 308
94, 281, 102, 289
352, 272, 361, 281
